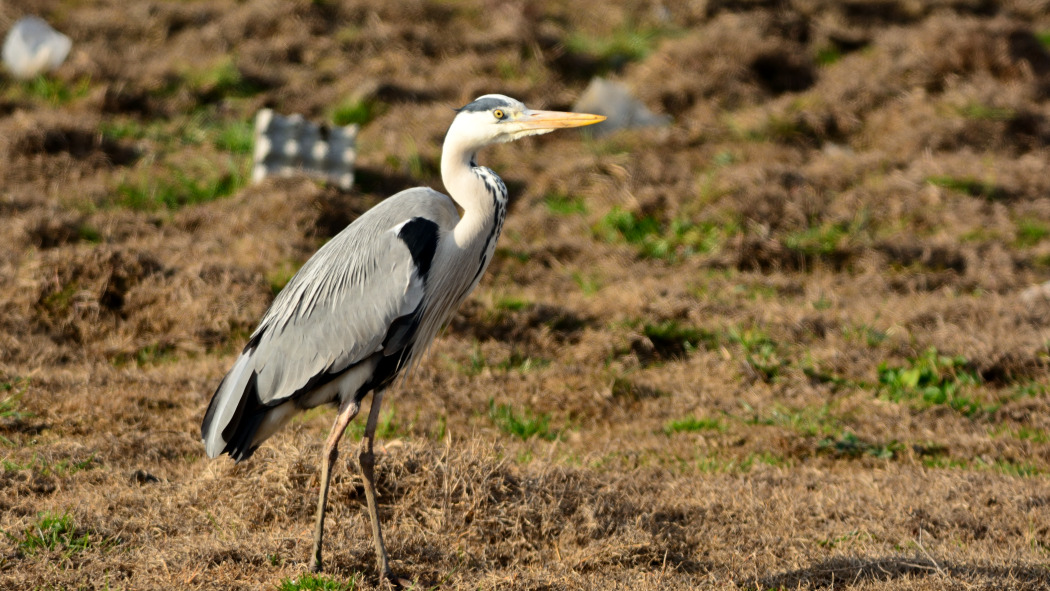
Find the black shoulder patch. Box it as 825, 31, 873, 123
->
397, 217, 440, 278
457, 96, 513, 113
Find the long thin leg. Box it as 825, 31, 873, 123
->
359, 388, 398, 585
310, 397, 361, 573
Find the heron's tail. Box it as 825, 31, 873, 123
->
201, 352, 268, 462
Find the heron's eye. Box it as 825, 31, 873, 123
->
493, 109, 506, 120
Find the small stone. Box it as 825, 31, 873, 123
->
572, 77, 671, 137
3, 16, 72, 79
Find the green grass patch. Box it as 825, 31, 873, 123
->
817, 431, 902, 460
182, 57, 264, 99
330, 97, 383, 127
2, 453, 97, 477
40, 281, 79, 316
814, 44, 842, 66
101, 117, 178, 147
664, 415, 726, 436
268, 259, 303, 295
919, 449, 1045, 477
693, 451, 791, 473
1015, 218, 1050, 248
877, 348, 989, 417
609, 376, 666, 400
277, 573, 358, 591
921, 455, 969, 470
6, 75, 91, 106
818, 529, 872, 549
739, 113, 817, 144
9, 512, 112, 558
988, 458, 1043, 478
458, 342, 487, 377
565, 23, 668, 72
103, 110, 254, 154
544, 192, 587, 216
1, 378, 31, 421
583, 134, 636, 157
842, 322, 887, 348
114, 161, 247, 210
598, 207, 659, 245
100, 119, 150, 141
494, 351, 550, 373
456, 342, 548, 376
111, 343, 179, 368
495, 296, 531, 312
495, 247, 530, 263
990, 425, 1050, 444
812, 294, 832, 311
1033, 253, 1050, 269
495, 54, 547, 84
784, 222, 851, 256
596, 207, 734, 260
730, 281, 778, 301
750, 450, 793, 468
406, 151, 439, 180
488, 400, 556, 441
429, 413, 447, 442
643, 320, 719, 355
741, 402, 840, 438
926, 175, 1003, 200
1012, 381, 1047, 399
77, 223, 103, 243
572, 271, 602, 296
384, 140, 439, 181
800, 361, 854, 391
453, 344, 550, 377
1038, 31, 1050, 50
954, 102, 1015, 121
213, 119, 254, 154
345, 408, 398, 441
960, 226, 1002, 243
728, 327, 786, 382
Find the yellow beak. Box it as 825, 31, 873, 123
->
517, 109, 606, 130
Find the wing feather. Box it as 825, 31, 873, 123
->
251, 194, 450, 404
201, 188, 458, 460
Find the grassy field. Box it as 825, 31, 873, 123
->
2, 0, 1050, 589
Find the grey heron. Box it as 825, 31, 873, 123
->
201, 94, 604, 584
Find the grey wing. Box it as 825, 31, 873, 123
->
201, 189, 454, 460
250, 224, 424, 403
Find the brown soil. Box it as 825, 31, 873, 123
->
2, 1, 1050, 589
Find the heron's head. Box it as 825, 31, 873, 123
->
446, 94, 605, 151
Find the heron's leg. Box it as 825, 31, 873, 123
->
359, 388, 397, 584
310, 397, 361, 573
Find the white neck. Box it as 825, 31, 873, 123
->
441, 134, 498, 249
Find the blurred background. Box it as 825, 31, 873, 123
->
1, 1, 1049, 589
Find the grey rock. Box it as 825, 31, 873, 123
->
3, 16, 71, 79
572, 77, 671, 137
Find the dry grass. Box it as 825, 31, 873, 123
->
2, 0, 1050, 589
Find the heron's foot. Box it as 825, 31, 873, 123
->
309, 539, 324, 573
